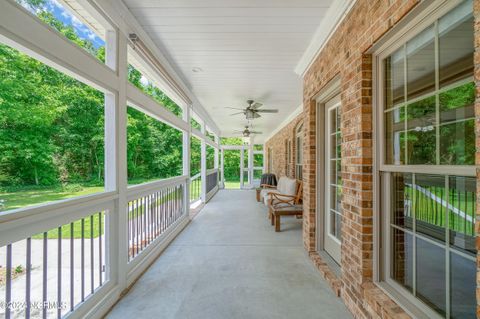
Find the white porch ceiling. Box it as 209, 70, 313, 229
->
123, 0, 334, 142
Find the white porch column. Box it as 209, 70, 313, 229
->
200, 121, 207, 203
220, 148, 225, 189
183, 105, 191, 212
105, 30, 128, 291
240, 148, 244, 189
214, 135, 219, 169
248, 136, 254, 188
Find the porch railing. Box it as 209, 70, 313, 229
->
126, 176, 187, 262
0, 193, 114, 319
0, 175, 190, 319
206, 169, 219, 201
190, 173, 201, 203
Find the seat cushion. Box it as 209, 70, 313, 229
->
282, 178, 297, 196
271, 203, 303, 212
276, 177, 286, 193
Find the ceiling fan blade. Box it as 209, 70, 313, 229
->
229, 112, 244, 116
225, 107, 245, 110
251, 102, 263, 109
256, 109, 278, 113
250, 131, 263, 134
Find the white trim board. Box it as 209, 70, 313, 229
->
101, 0, 220, 135
294, 0, 357, 76
264, 104, 303, 143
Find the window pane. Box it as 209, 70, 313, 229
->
253, 144, 263, 151
391, 227, 413, 292
391, 173, 413, 230
416, 237, 446, 317
254, 154, 263, 167
330, 211, 341, 240
0, 43, 105, 212
406, 25, 435, 100
406, 95, 436, 164
439, 82, 475, 165
448, 176, 476, 253
450, 251, 476, 319
127, 107, 182, 185
385, 48, 405, 109
439, 1, 474, 87
385, 107, 406, 164
413, 174, 446, 242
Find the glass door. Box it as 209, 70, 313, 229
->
324, 95, 342, 264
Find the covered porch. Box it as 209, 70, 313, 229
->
107, 190, 350, 319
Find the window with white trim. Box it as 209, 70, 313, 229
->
378, 1, 476, 318
295, 123, 303, 180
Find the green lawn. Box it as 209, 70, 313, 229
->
224, 180, 240, 189
190, 178, 201, 201
0, 185, 104, 212
0, 184, 106, 239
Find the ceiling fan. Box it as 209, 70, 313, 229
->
227, 99, 278, 120
234, 125, 263, 137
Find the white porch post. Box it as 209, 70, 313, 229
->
183, 105, 191, 213
200, 121, 207, 203
240, 148, 244, 189
214, 135, 219, 169
104, 30, 128, 291
214, 135, 220, 188
248, 136, 254, 188
220, 148, 225, 189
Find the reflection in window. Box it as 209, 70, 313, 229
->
384, 0, 474, 166
406, 26, 435, 100
389, 173, 476, 318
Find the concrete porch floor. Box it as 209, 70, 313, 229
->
106, 190, 351, 319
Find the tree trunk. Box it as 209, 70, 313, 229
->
34, 166, 39, 185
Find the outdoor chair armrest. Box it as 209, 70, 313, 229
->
260, 184, 277, 189
269, 192, 296, 206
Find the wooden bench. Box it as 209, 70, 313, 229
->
268, 203, 303, 232
267, 180, 303, 232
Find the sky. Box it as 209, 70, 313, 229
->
20, 0, 105, 48
19, 0, 150, 85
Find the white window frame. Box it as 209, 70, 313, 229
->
295, 123, 304, 179
372, 1, 476, 318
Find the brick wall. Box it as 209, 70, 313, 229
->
266, 0, 480, 318
264, 113, 303, 179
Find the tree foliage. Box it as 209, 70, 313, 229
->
0, 2, 184, 187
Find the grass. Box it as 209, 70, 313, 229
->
0, 185, 104, 212
32, 212, 105, 239
224, 180, 241, 189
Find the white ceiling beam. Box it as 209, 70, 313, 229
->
126, 83, 189, 132
99, 0, 221, 136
